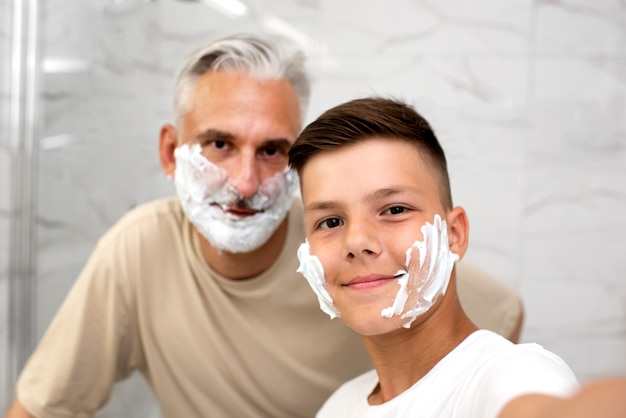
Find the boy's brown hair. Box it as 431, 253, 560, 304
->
288, 97, 453, 209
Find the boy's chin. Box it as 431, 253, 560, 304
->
346, 315, 415, 336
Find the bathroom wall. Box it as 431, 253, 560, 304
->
2, 0, 42, 410
1, 0, 11, 409
3, 0, 626, 415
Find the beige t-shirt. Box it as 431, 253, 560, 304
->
456, 261, 523, 342
17, 197, 523, 418
17, 197, 372, 418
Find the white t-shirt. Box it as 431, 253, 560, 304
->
318, 330, 579, 418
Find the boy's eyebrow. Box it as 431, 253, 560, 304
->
304, 201, 341, 212
367, 186, 418, 202
304, 186, 420, 212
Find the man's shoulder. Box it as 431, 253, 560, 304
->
456, 262, 523, 342
98, 196, 184, 246
82, 196, 190, 287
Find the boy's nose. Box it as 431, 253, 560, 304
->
344, 218, 382, 260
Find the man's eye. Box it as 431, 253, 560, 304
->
211, 140, 227, 149
261, 147, 285, 158
319, 218, 344, 230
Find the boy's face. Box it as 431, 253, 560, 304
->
301, 137, 458, 335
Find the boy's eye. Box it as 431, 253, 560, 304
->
319, 217, 344, 230
384, 206, 408, 215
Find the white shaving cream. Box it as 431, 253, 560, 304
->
296, 214, 458, 327
174, 143, 298, 253
381, 214, 459, 328
296, 241, 341, 319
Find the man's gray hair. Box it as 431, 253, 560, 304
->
174, 34, 310, 127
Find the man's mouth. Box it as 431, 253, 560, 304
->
209, 202, 260, 218
226, 207, 258, 217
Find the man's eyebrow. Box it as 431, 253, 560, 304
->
196, 128, 235, 142
263, 138, 292, 150
195, 130, 292, 150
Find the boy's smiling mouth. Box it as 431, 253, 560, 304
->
344, 274, 398, 289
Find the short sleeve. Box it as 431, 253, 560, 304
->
16, 234, 142, 418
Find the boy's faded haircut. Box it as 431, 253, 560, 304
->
288, 97, 453, 209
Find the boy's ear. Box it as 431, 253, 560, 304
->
446, 207, 469, 260
159, 124, 179, 177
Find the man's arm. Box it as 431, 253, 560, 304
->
7, 229, 142, 417
499, 378, 626, 418
5, 399, 35, 418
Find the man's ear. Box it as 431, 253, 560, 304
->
159, 124, 179, 177
446, 206, 469, 260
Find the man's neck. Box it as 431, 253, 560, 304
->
197, 217, 289, 280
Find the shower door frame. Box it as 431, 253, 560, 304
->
4, 0, 41, 407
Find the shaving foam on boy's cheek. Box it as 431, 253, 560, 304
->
380, 214, 459, 328
174, 143, 297, 253
296, 241, 340, 319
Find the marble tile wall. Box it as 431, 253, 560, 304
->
2, 0, 625, 415
1, 0, 12, 412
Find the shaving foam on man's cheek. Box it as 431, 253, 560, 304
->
296, 241, 340, 319
174, 143, 298, 253
380, 214, 459, 328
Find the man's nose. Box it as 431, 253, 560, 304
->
230, 155, 261, 198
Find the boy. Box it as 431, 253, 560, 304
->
288, 97, 626, 418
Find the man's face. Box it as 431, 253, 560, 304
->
180, 70, 301, 202
172, 71, 302, 253
301, 138, 450, 335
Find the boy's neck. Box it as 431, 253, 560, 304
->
363, 278, 477, 405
